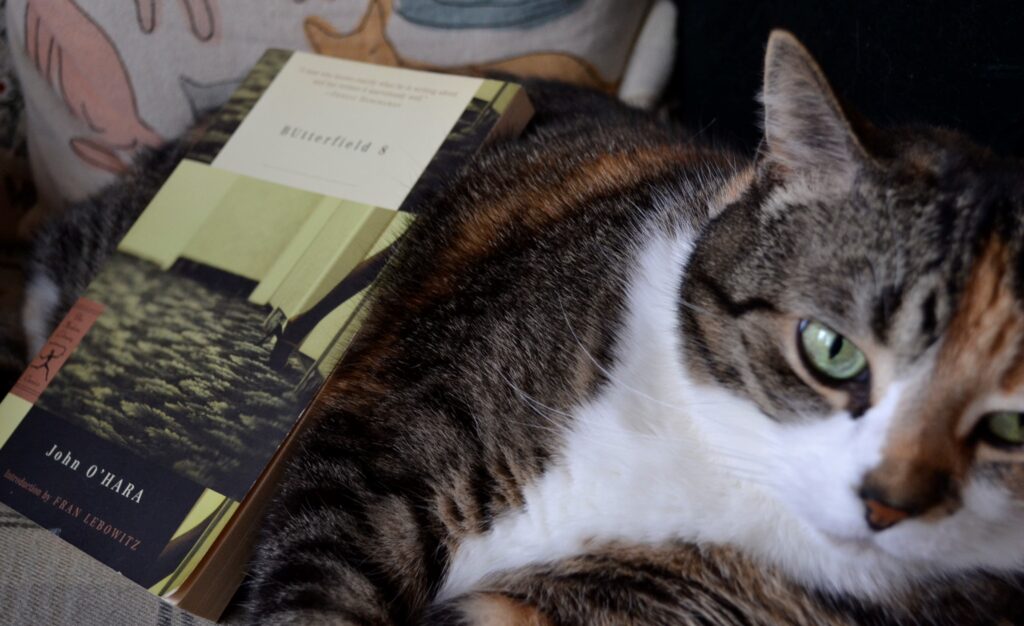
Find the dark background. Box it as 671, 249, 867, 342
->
664, 0, 1024, 156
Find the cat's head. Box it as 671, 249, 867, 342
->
680, 31, 1024, 595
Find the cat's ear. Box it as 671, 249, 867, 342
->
761, 30, 866, 182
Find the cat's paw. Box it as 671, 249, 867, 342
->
424, 593, 552, 626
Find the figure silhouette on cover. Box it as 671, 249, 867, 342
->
264, 246, 391, 371
30, 344, 66, 381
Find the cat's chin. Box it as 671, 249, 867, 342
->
818, 530, 877, 553
784, 533, 924, 602
813, 527, 907, 575
766, 516, 936, 601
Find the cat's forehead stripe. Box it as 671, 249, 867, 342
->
870, 283, 906, 345
920, 290, 939, 344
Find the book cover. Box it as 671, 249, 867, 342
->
0, 49, 531, 617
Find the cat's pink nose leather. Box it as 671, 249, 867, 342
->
864, 499, 910, 531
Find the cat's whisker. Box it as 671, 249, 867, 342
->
496, 369, 575, 420
522, 428, 771, 485
498, 363, 775, 472
555, 297, 696, 414
494, 393, 774, 486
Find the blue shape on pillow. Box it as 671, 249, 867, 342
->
395, 0, 585, 30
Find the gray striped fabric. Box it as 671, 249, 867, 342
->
0, 503, 243, 625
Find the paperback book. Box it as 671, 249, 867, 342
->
0, 49, 531, 619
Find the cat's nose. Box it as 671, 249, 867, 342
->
857, 481, 920, 531
862, 496, 911, 531
858, 462, 956, 532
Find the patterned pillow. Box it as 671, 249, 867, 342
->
4, 0, 676, 231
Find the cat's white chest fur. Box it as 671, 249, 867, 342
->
438, 221, 1024, 603
438, 231, 948, 602
441, 232, 802, 599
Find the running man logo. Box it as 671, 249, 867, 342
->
13, 298, 105, 403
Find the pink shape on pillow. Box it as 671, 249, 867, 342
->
25, 0, 163, 172
134, 0, 221, 42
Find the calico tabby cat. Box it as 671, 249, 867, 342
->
10, 31, 1024, 624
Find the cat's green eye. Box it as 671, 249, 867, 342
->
797, 320, 868, 382
979, 412, 1024, 447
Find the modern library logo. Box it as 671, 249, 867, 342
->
13, 298, 104, 403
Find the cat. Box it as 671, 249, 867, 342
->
241, 31, 1024, 624
8, 30, 1024, 624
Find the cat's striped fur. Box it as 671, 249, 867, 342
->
246, 33, 1024, 625
9, 32, 1024, 624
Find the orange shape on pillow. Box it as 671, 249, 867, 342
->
304, 0, 614, 93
